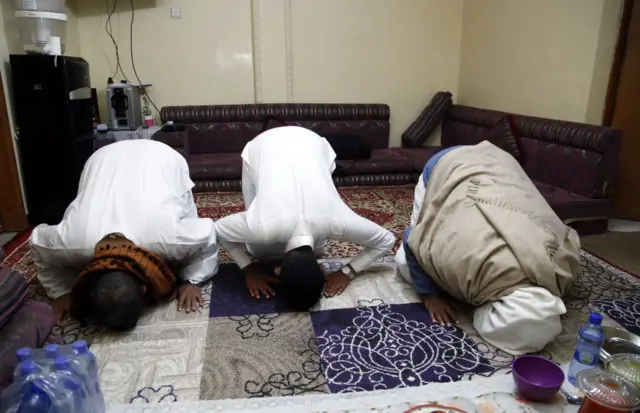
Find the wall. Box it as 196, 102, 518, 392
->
76, 0, 255, 123
458, 0, 622, 125
76, 0, 463, 146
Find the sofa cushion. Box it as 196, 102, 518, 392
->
188, 153, 242, 181
533, 180, 611, 222
487, 116, 525, 164
402, 91, 453, 148
391, 147, 443, 173
334, 149, 413, 175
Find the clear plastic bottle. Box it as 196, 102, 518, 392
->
53, 355, 88, 413
16, 381, 51, 413
14, 348, 35, 379
16, 348, 32, 363
72, 340, 105, 412
41, 344, 60, 373
14, 361, 38, 384
568, 312, 605, 386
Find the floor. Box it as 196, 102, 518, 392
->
0, 232, 17, 245
4, 189, 640, 413
608, 218, 640, 232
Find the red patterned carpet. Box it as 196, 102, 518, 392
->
1, 186, 414, 282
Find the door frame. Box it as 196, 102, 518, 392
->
603, 0, 635, 126
0, 70, 28, 231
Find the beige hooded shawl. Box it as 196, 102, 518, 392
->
407, 141, 579, 306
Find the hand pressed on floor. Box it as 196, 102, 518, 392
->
51, 294, 72, 322
423, 295, 458, 327
324, 271, 351, 297
244, 263, 279, 299
177, 284, 202, 313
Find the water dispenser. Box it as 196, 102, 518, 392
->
14, 0, 67, 54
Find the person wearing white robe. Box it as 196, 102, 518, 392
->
30, 140, 219, 319
395, 142, 579, 355
215, 126, 396, 303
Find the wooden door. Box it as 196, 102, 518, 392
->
610, 0, 640, 218
0, 70, 28, 231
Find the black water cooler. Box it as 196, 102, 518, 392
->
10, 55, 95, 226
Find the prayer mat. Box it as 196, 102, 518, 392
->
4, 187, 640, 409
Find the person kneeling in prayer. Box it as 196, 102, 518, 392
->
30, 140, 219, 330
395, 141, 580, 355
215, 126, 396, 311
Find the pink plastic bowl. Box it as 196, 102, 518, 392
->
512, 355, 565, 402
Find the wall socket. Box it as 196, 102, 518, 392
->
170, 7, 182, 18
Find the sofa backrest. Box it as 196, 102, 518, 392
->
441, 105, 622, 199
160, 103, 391, 155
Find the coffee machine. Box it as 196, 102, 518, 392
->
106, 82, 144, 130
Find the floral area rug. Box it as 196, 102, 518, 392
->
2, 186, 640, 409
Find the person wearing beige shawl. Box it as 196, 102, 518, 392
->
395, 141, 580, 355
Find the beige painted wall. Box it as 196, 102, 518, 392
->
76, 0, 256, 122
458, 0, 621, 125
76, 0, 463, 146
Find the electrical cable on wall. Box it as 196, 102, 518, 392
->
105, 0, 128, 81
129, 0, 162, 123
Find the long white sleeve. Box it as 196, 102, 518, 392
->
338, 210, 396, 273
174, 218, 219, 284
141, 216, 220, 284
214, 213, 255, 270
30, 226, 83, 300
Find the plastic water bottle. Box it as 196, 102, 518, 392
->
568, 312, 605, 386
54, 355, 88, 412
14, 361, 38, 383
42, 344, 60, 373
72, 340, 105, 412
16, 381, 51, 413
16, 348, 32, 363
14, 348, 35, 379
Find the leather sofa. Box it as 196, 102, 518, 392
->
153, 103, 621, 235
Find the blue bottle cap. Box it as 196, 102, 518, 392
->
54, 355, 70, 370
20, 360, 37, 375
72, 340, 89, 353
44, 344, 60, 358
16, 347, 31, 362
589, 312, 603, 325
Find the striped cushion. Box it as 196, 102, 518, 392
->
487, 115, 525, 164
402, 91, 453, 148
0, 267, 29, 330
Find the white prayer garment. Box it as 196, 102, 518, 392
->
30, 140, 219, 300
215, 126, 395, 272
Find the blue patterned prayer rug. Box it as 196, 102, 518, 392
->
15, 189, 640, 405
199, 250, 640, 401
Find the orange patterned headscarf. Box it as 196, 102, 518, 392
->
71, 244, 177, 317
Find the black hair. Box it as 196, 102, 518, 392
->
279, 246, 325, 311
90, 271, 145, 331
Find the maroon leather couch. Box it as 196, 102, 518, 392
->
398, 105, 622, 235
154, 103, 621, 235
156, 104, 414, 191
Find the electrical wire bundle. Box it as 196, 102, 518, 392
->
105, 0, 161, 122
